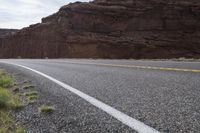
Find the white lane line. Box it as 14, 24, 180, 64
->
1, 62, 159, 133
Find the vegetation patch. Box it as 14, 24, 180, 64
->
0, 69, 25, 132
0, 88, 11, 108
0, 74, 12, 88
27, 95, 38, 101
24, 91, 38, 103
0, 69, 54, 132
0, 111, 26, 133
39, 105, 54, 113
9, 93, 23, 109
24, 91, 38, 97
23, 85, 34, 90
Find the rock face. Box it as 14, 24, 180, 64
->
0, 29, 18, 38
1, 0, 200, 58
0, 29, 18, 57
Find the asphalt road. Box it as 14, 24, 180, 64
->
0, 59, 200, 133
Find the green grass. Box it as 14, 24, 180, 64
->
0, 75, 12, 88
0, 88, 11, 108
0, 69, 25, 132
0, 111, 13, 133
38, 105, 54, 113
0, 88, 22, 109
27, 95, 38, 101
9, 94, 23, 109
0, 110, 25, 133
23, 85, 34, 90
24, 91, 38, 103
24, 91, 38, 97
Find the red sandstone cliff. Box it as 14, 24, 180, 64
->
0, 0, 200, 58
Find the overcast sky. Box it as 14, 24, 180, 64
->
0, 0, 91, 29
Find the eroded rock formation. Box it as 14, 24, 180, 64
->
0, 0, 200, 58
0, 29, 18, 57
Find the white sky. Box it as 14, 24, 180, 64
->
0, 0, 91, 29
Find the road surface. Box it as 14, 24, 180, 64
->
0, 59, 200, 133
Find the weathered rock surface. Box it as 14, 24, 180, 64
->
0, 0, 200, 59
0, 29, 18, 57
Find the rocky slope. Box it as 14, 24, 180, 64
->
0, 0, 200, 59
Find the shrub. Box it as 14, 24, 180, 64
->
0, 75, 12, 88
9, 94, 23, 109
38, 105, 54, 113
0, 88, 11, 108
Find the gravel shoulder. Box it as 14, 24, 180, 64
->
0, 64, 135, 133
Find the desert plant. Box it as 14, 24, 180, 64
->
23, 85, 34, 90
0, 111, 25, 133
24, 91, 38, 103
0, 88, 11, 108
0, 111, 13, 132
0, 70, 25, 132
24, 91, 38, 97
38, 105, 54, 113
9, 94, 23, 109
0, 75, 12, 88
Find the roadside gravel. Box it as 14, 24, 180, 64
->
0, 64, 135, 133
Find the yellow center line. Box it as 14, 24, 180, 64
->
60, 61, 200, 73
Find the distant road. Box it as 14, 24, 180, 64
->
0, 59, 200, 133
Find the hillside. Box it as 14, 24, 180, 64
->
0, 29, 18, 38
0, 0, 200, 58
